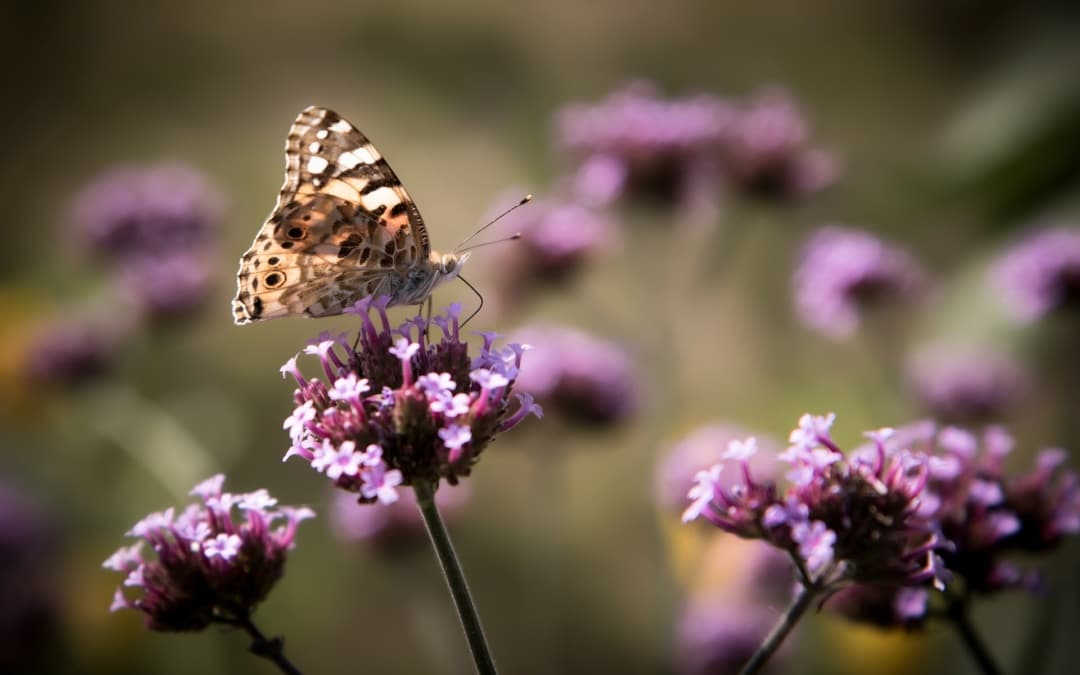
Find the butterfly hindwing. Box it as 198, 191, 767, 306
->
232, 107, 434, 324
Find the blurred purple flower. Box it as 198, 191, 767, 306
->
73, 164, 222, 261
555, 81, 733, 207
281, 298, 541, 497
331, 483, 471, 552
118, 252, 215, 319
993, 225, 1080, 322
906, 345, 1027, 423
677, 600, 783, 675
489, 193, 615, 295
0, 478, 60, 672
21, 318, 118, 387
720, 86, 838, 199
684, 414, 950, 592
511, 324, 638, 425
104, 474, 314, 631
656, 423, 781, 514
793, 226, 927, 339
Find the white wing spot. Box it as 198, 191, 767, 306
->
308, 141, 321, 153
354, 146, 380, 163
337, 152, 361, 170
329, 120, 352, 133
359, 186, 401, 212
307, 156, 329, 174
316, 129, 329, 140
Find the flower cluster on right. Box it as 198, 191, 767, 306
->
683, 412, 1080, 626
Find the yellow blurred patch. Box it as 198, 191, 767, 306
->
820, 616, 927, 675
0, 287, 53, 422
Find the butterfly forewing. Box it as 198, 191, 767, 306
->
232, 106, 434, 324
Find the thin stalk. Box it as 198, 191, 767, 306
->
947, 602, 1003, 675
737, 583, 817, 675
414, 481, 498, 675
233, 614, 303, 675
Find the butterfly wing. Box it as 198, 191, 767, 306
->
232, 106, 432, 324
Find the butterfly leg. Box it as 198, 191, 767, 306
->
458, 275, 484, 328
419, 296, 433, 339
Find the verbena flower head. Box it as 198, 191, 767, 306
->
103, 475, 314, 631
511, 324, 638, 426
794, 226, 927, 339
73, 164, 222, 262
21, 318, 118, 387
656, 423, 781, 514
281, 298, 541, 497
331, 483, 471, 552
491, 193, 615, 292
910, 423, 1078, 592
906, 345, 1027, 423
683, 413, 950, 592
993, 225, 1080, 322
677, 600, 781, 675
828, 423, 1079, 627
555, 81, 733, 206
720, 86, 838, 199
119, 252, 215, 318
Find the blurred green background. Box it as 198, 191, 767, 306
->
3, 1, 1079, 673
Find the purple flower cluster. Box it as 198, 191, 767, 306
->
793, 226, 927, 339
556, 81, 732, 207
915, 424, 1077, 591
683, 413, 950, 592
72, 164, 222, 319
104, 475, 314, 631
21, 318, 118, 387
829, 422, 1079, 627
993, 225, 1080, 322
490, 194, 615, 296
74, 164, 220, 260
281, 298, 541, 498
719, 87, 838, 199
555, 81, 836, 207
906, 345, 1027, 423
511, 324, 638, 425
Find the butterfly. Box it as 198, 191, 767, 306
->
231, 106, 469, 325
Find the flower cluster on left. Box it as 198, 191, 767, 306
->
104, 475, 314, 631
281, 297, 542, 501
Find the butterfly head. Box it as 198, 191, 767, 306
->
436, 250, 470, 277
400, 251, 471, 305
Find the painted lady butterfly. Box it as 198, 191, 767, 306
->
232, 106, 468, 324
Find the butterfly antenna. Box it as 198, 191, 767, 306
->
458, 232, 522, 253
457, 275, 484, 328
454, 194, 532, 253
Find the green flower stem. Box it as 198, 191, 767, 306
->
234, 614, 303, 675
738, 583, 817, 675
415, 481, 498, 675
947, 601, 1003, 675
